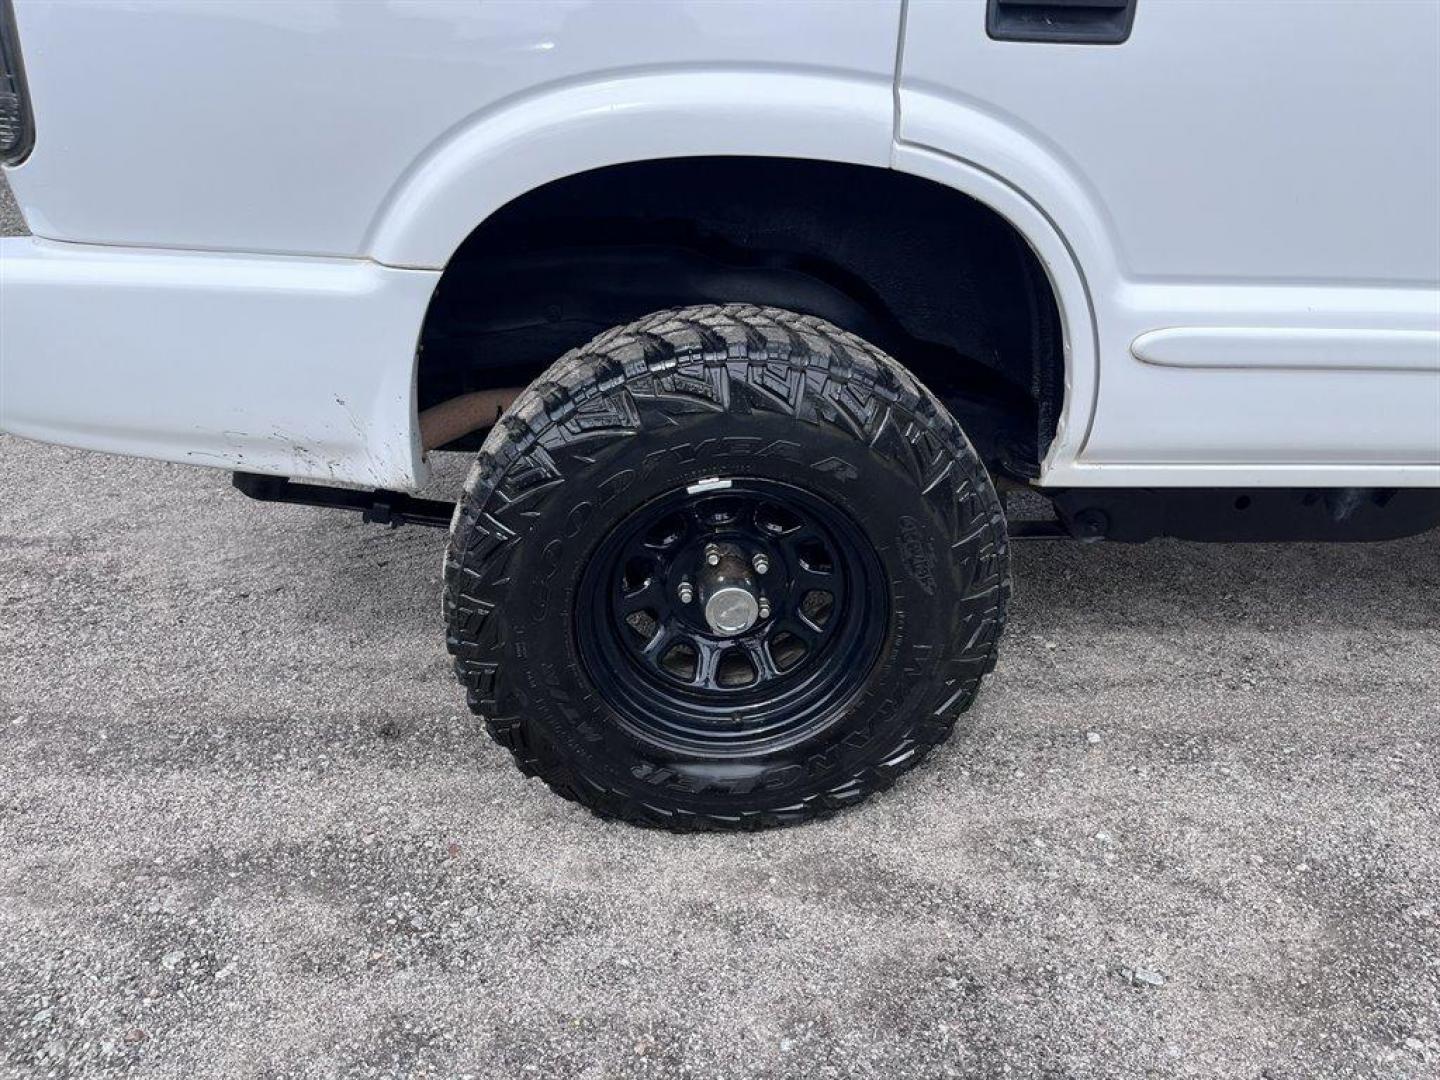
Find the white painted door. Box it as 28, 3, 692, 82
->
899, 0, 1440, 484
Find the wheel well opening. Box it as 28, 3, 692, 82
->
416, 157, 1064, 479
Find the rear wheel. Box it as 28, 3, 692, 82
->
444, 305, 1009, 830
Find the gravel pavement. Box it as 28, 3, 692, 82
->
2, 177, 1439, 1080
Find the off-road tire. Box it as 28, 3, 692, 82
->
444, 304, 1010, 830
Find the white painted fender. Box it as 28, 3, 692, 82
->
366, 70, 895, 270
890, 141, 1100, 484
362, 69, 1108, 484
892, 88, 1154, 481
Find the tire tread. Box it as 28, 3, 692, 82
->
443, 305, 1010, 831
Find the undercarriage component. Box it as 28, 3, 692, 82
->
418, 387, 523, 450
1051, 487, 1440, 543
231, 472, 452, 528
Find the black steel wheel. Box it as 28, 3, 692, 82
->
577, 477, 887, 754
445, 305, 1010, 830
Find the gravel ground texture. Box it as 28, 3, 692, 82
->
2, 177, 1439, 1080
0, 180, 23, 236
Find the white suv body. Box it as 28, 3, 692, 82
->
1, 0, 1438, 492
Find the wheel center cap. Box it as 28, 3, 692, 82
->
704, 586, 759, 636
697, 544, 760, 636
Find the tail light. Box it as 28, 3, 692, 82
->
0, 0, 33, 165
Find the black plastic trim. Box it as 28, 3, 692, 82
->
0, 0, 34, 165
987, 0, 1138, 45
1048, 488, 1440, 544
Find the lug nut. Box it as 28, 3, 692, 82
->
758, 596, 771, 620
704, 543, 721, 567
677, 579, 694, 604
751, 552, 770, 575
